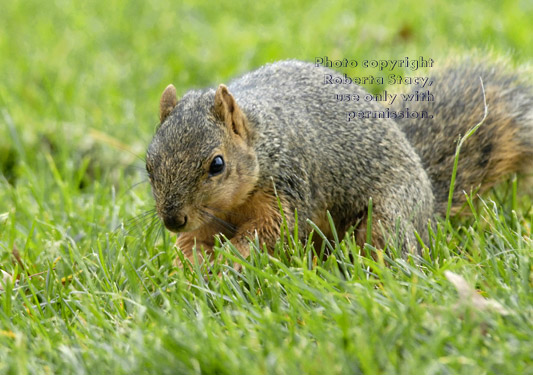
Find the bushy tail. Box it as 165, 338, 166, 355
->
393, 57, 533, 215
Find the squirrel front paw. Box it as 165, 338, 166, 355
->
173, 233, 213, 268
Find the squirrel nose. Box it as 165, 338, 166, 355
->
162, 214, 187, 232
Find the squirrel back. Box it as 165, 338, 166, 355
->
393, 58, 533, 215
146, 58, 533, 263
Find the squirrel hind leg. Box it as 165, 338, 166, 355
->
353, 191, 433, 256
355, 216, 419, 256
355, 218, 420, 255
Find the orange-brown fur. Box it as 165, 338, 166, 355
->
175, 189, 288, 267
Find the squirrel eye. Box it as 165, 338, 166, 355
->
209, 155, 225, 176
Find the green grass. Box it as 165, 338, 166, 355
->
1, 0, 533, 374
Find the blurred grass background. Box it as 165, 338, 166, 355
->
1, 0, 532, 149
1, 0, 531, 195
1, 0, 532, 374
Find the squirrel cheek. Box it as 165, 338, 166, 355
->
205, 187, 236, 211
202, 179, 243, 212
227, 178, 257, 209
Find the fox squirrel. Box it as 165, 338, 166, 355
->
145, 58, 533, 265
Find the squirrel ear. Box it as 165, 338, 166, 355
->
214, 84, 249, 141
159, 84, 178, 123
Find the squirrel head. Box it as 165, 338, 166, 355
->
146, 84, 259, 233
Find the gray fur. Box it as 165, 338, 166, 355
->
146, 59, 533, 254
